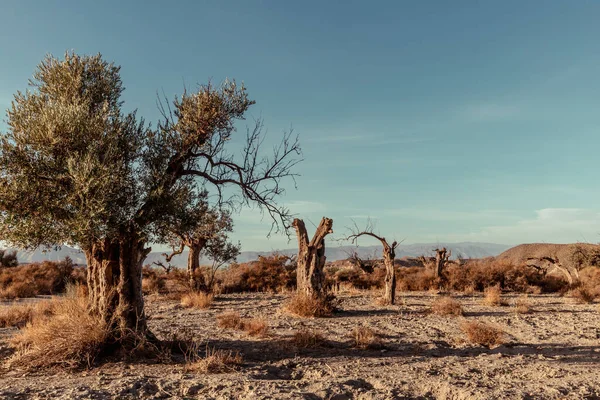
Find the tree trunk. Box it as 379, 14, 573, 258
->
187, 242, 207, 292
294, 217, 333, 297
382, 243, 396, 305
434, 248, 449, 279
85, 230, 151, 338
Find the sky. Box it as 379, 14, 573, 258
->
1, 0, 600, 251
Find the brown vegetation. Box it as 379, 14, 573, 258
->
483, 285, 508, 306
431, 296, 463, 316
514, 295, 532, 314
0, 300, 55, 328
351, 326, 382, 349
181, 292, 214, 309
461, 321, 505, 348
215, 312, 269, 337
284, 292, 335, 318
291, 328, 326, 348
187, 347, 243, 374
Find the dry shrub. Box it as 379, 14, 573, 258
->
0, 258, 78, 299
483, 285, 507, 306
570, 286, 597, 304
351, 326, 382, 350
514, 295, 532, 314
8, 293, 109, 369
431, 296, 463, 316
284, 293, 335, 318
397, 267, 438, 291
188, 347, 243, 374
461, 321, 505, 348
292, 328, 325, 348
242, 318, 269, 337
0, 300, 56, 328
219, 255, 296, 293
181, 291, 214, 309
217, 312, 243, 329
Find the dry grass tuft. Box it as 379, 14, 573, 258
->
8, 293, 109, 369
431, 296, 463, 316
187, 347, 243, 374
181, 291, 214, 309
291, 328, 325, 348
351, 326, 382, 350
514, 295, 532, 314
241, 318, 269, 337
570, 286, 597, 304
482, 285, 508, 307
216, 312, 243, 329
461, 320, 505, 348
284, 293, 335, 318
0, 300, 56, 328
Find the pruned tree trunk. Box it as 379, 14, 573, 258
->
382, 242, 397, 305
187, 242, 207, 291
85, 230, 151, 338
434, 248, 450, 279
294, 217, 333, 297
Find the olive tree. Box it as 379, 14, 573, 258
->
0, 52, 300, 343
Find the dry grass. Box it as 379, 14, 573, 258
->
570, 286, 597, 304
8, 293, 109, 369
430, 296, 463, 316
216, 312, 269, 337
187, 347, 243, 374
461, 321, 505, 348
181, 291, 214, 309
514, 295, 532, 314
284, 293, 335, 318
0, 300, 56, 328
351, 326, 382, 350
217, 312, 243, 329
482, 285, 508, 307
291, 328, 325, 348
241, 318, 269, 337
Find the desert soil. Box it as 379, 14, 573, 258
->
0, 291, 599, 399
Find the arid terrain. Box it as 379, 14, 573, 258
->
1, 290, 599, 399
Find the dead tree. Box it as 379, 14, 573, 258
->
346, 221, 400, 305
293, 217, 333, 297
434, 247, 451, 278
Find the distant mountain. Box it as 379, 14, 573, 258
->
8, 242, 510, 267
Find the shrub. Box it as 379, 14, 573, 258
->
461, 321, 505, 348
351, 326, 382, 350
514, 295, 532, 314
291, 328, 325, 348
570, 286, 596, 304
284, 293, 335, 318
241, 318, 269, 337
431, 296, 463, 316
0, 249, 18, 268
0, 300, 56, 328
216, 312, 243, 329
187, 347, 243, 374
483, 285, 507, 307
0, 258, 77, 299
219, 255, 296, 293
181, 292, 214, 309
8, 293, 110, 369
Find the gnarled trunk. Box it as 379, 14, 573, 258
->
434, 248, 450, 279
85, 230, 151, 337
294, 217, 333, 297
187, 241, 207, 292
382, 243, 397, 305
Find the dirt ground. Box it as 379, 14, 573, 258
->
0, 290, 599, 399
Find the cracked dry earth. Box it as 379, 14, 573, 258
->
1, 291, 600, 399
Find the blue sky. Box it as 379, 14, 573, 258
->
1, 0, 600, 251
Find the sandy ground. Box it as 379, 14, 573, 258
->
0, 290, 599, 399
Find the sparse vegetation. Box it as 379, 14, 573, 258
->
181, 291, 214, 309
351, 326, 382, 350
0, 300, 55, 328
217, 312, 243, 330
483, 285, 507, 307
285, 293, 335, 318
514, 295, 532, 314
461, 321, 505, 348
241, 318, 269, 337
292, 328, 325, 348
187, 347, 243, 374
570, 286, 597, 304
431, 296, 463, 316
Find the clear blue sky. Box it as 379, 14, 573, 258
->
2, 0, 600, 251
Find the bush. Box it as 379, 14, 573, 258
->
482, 285, 507, 307
351, 326, 382, 349
514, 295, 532, 314
219, 255, 296, 293
461, 321, 505, 348
431, 296, 463, 316
284, 293, 335, 318
291, 328, 325, 348
181, 292, 213, 309
0, 300, 56, 328
570, 286, 597, 304
0, 258, 78, 299
187, 347, 243, 374
8, 292, 109, 369
0, 249, 18, 268
241, 318, 269, 337
217, 312, 243, 329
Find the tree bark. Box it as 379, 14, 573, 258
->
85, 230, 151, 338
294, 217, 333, 297
382, 242, 397, 305
434, 248, 450, 279
187, 240, 207, 291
